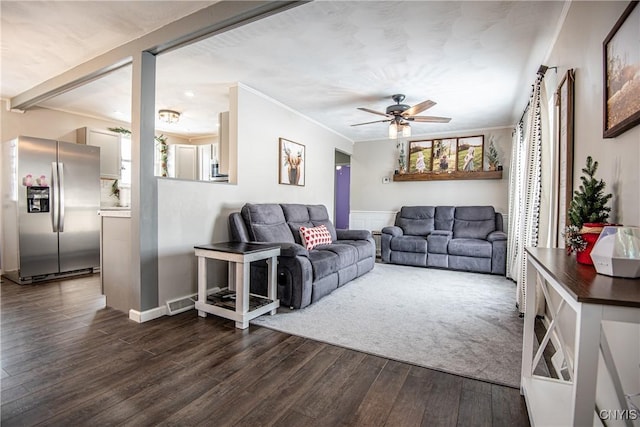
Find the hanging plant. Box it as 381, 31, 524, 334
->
156, 134, 169, 177
110, 179, 120, 200
108, 127, 169, 177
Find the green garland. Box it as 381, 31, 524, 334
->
108, 127, 169, 177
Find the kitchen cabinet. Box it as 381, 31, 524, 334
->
77, 127, 121, 179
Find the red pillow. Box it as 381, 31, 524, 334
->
299, 225, 333, 250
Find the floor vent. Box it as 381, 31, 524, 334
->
166, 294, 197, 315
165, 288, 222, 315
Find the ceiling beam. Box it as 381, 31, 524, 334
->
9, 1, 305, 111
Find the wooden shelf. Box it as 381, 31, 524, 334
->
393, 170, 503, 182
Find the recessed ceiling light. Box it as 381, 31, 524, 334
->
184, 90, 195, 97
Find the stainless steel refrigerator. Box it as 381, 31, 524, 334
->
2, 136, 101, 284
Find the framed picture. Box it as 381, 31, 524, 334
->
279, 138, 305, 186
408, 140, 433, 173
603, 1, 640, 138
555, 69, 575, 247
456, 135, 484, 172
431, 138, 457, 173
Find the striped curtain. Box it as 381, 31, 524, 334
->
507, 74, 544, 314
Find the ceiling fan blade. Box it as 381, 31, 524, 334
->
409, 116, 451, 123
404, 99, 436, 116
357, 107, 390, 117
351, 119, 392, 127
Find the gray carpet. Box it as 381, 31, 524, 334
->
251, 263, 523, 388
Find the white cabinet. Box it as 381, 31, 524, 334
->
98, 210, 132, 313
77, 127, 121, 179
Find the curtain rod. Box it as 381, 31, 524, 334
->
517, 65, 557, 125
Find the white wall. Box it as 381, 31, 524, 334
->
156, 83, 354, 304
543, 1, 639, 228
351, 127, 512, 214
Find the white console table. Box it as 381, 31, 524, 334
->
522, 248, 640, 426
194, 242, 280, 329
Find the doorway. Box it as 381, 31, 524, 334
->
334, 150, 351, 229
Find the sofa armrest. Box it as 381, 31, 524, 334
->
269, 242, 309, 257
382, 226, 403, 237
336, 229, 371, 240
487, 231, 507, 242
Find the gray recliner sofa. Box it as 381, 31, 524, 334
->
229, 203, 376, 309
381, 206, 507, 275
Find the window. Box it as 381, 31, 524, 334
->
120, 135, 131, 187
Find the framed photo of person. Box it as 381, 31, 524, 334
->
431, 138, 457, 173
456, 135, 484, 172
408, 140, 433, 173
279, 138, 305, 186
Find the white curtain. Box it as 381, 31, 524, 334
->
507, 75, 544, 314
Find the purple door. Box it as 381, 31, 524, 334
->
335, 165, 350, 229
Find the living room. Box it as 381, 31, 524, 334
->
1, 1, 639, 425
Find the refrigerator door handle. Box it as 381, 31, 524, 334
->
58, 162, 65, 232
51, 162, 59, 232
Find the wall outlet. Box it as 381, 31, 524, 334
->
382, 177, 391, 184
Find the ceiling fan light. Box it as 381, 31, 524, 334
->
402, 123, 411, 137
158, 109, 180, 124
389, 122, 398, 139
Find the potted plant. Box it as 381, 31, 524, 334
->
564, 156, 613, 265
487, 137, 501, 171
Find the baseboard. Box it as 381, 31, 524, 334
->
129, 306, 167, 323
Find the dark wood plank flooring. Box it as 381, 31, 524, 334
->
1, 274, 530, 426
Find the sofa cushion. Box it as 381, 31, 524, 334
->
390, 235, 428, 253
396, 206, 435, 236
435, 206, 455, 231
339, 240, 376, 261
308, 204, 338, 241
307, 249, 339, 279
241, 204, 294, 243
281, 204, 314, 245
453, 206, 496, 239
316, 243, 358, 269
299, 225, 333, 250
448, 238, 492, 258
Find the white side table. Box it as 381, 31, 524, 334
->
194, 242, 280, 329
522, 247, 640, 426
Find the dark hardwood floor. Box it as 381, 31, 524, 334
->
1, 274, 530, 426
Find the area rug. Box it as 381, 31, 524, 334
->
251, 263, 523, 388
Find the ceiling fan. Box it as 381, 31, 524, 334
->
351, 94, 451, 135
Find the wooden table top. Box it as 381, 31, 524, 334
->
194, 242, 280, 255
526, 247, 640, 308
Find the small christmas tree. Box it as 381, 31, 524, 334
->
487, 138, 500, 169
567, 156, 612, 228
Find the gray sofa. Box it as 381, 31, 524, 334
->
381, 206, 507, 275
229, 203, 376, 309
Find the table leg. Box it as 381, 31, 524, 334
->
228, 261, 236, 292
235, 261, 250, 329
197, 256, 207, 318
570, 303, 603, 426
267, 256, 277, 315
521, 255, 536, 393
